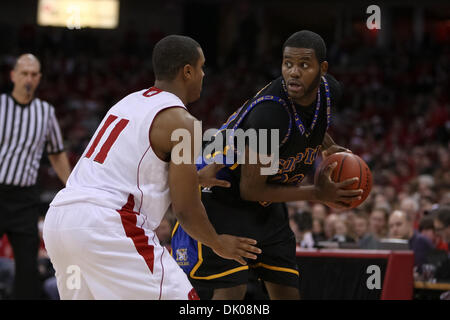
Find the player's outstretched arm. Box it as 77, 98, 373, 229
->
150, 107, 261, 265
239, 146, 362, 207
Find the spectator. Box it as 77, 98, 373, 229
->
289, 213, 302, 244
432, 206, 450, 282
297, 211, 315, 249
287, 201, 310, 217
312, 218, 326, 244
440, 191, 450, 207
0, 235, 14, 299
332, 216, 354, 243
417, 175, 435, 197
353, 212, 378, 249
290, 211, 315, 248
420, 195, 437, 217
388, 210, 434, 272
369, 207, 389, 239
418, 216, 436, 246
434, 206, 450, 249
324, 213, 338, 241
311, 203, 328, 221
400, 197, 421, 230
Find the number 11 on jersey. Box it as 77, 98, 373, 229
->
85, 114, 129, 164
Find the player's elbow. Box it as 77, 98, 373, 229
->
171, 201, 201, 223
170, 200, 188, 219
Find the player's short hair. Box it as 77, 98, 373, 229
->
152, 35, 201, 81
282, 30, 327, 63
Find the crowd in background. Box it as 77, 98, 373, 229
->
0, 7, 449, 299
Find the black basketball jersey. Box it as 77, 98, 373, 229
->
204, 73, 343, 207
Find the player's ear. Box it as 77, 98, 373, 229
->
320, 61, 328, 76
183, 64, 193, 80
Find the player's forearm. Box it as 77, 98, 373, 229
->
240, 183, 319, 203
173, 202, 221, 249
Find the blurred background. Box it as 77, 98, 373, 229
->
0, 0, 449, 300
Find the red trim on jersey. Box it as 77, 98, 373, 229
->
86, 114, 117, 158
117, 194, 155, 273
143, 87, 163, 97
94, 118, 129, 163
148, 106, 186, 162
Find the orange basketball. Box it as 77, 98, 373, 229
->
314, 152, 372, 209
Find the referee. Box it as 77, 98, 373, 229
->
0, 54, 71, 299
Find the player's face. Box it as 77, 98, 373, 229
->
282, 47, 324, 103
11, 59, 42, 96
187, 47, 205, 103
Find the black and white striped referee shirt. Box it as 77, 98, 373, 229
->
0, 93, 65, 187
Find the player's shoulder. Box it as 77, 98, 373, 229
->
324, 73, 343, 101
243, 100, 290, 131
242, 77, 290, 130
142, 87, 185, 106
120, 87, 185, 108
256, 76, 284, 97
324, 73, 342, 90
110, 88, 186, 119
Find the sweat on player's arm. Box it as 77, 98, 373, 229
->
152, 107, 261, 265
239, 146, 362, 208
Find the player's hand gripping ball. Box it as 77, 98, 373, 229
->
315, 152, 372, 209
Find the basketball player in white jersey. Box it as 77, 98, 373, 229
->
43, 35, 261, 300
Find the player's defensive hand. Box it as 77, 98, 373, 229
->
198, 163, 231, 188
212, 234, 261, 265
315, 161, 363, 208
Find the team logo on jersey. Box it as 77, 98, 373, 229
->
175, 248, 189, 266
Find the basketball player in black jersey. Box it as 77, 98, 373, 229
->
172, 30, 363, 300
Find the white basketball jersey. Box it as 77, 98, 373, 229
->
51, 87, 185, 230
